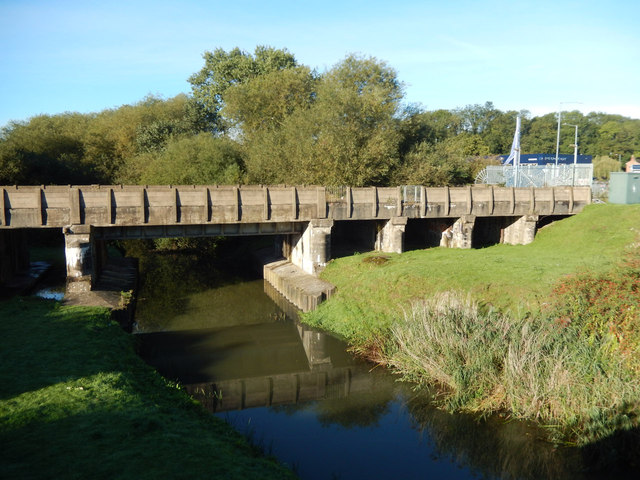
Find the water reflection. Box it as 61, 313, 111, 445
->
134, 248, 632, 480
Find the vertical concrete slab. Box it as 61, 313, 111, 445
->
375, 217, 408, 254
63, 225, 94, 293
503, 215, 539, 245
288, 219, 334, 275
446, 215, 476, 249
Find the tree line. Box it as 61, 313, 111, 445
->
2, 46, 639, 187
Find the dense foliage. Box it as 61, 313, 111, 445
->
547, 251, 640, 372
2, 46, 639, 187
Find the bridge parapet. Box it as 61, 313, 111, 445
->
0, 184, 591, 228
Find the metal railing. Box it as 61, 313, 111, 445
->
476, 165, 594, 188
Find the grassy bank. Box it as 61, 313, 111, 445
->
305, 204, 640, 344
303, 204, 640, 444
0, 297, 296, 479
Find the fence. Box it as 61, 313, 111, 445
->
475, 164, 593, 188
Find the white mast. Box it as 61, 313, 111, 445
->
504, 116, 521, 186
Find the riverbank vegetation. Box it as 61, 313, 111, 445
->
2, 46, 639, 188
303, 204, 640, 447
0, 297, 296, 479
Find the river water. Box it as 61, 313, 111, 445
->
133, 245, 628, 480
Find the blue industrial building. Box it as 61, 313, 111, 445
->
498, 154, 592, 165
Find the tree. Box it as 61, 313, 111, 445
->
456, 101, 500, 135
241, 55, 404, 186
222, 66, 316, 134
188, 46, 298, 132
392, 133, 488, 186
132, 134, 244, 185
481, 110, 530, 155
592, 155, 623, 179
593, 119, 640, 160
397, 107, 463, 157
0, 114, 93, 185
521, 113, 557, 154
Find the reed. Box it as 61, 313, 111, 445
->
385, 292, 640, 444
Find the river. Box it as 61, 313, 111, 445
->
131, 243, 627, 480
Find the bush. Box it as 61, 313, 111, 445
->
547, 251, 640, 371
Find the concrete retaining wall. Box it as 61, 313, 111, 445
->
263, 260, 335, 312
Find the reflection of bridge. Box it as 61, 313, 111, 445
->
0, 184, 590, 293
138, 303, 377, 413
186, 365, 376, 413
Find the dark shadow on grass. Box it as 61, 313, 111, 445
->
0, 403, 295, 479
0, 297, 133, 400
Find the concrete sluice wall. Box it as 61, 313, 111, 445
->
263, 259, 335, 313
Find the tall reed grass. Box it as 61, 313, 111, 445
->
385, 292, 640, 444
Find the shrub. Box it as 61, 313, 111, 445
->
547, 251, 640, 371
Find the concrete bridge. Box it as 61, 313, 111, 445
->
0, 184, 590, 295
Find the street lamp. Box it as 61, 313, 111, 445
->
555, 102, 582, 166
563, 123, 578, 185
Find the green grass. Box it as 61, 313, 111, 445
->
304, 204, 640, 344
0, 297, 296, 480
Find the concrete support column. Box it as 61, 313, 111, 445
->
375, 217, 408, 254
287, 219, 334, 275
444, 215, 476, 249
503, 215, 539, 245
63, 225, 96, 293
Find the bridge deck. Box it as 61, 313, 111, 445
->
0, 185, 591, 229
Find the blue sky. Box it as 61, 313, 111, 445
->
1, 0, 639, 128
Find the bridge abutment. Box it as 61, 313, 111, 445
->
285, 219, 334, 275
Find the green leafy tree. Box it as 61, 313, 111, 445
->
222, 67, 317, 134
0, 114, 93, 185
593, 119, 640, 160
592, 155, 623, 179
481, 110, 530, 155
188, 46, 298, 132
392, 133, 488, 186
247, 55, 403, 186
397, 107, 463, 157
133, 133, 244, 185
521, 113, 557, 154
456, 101, 500, 135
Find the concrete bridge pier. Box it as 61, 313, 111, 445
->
375, 217, 408, 254
285, 219, 334, 275
63, 225, 107, 293
503, 215, 539, 245
441, 215, 476, 249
